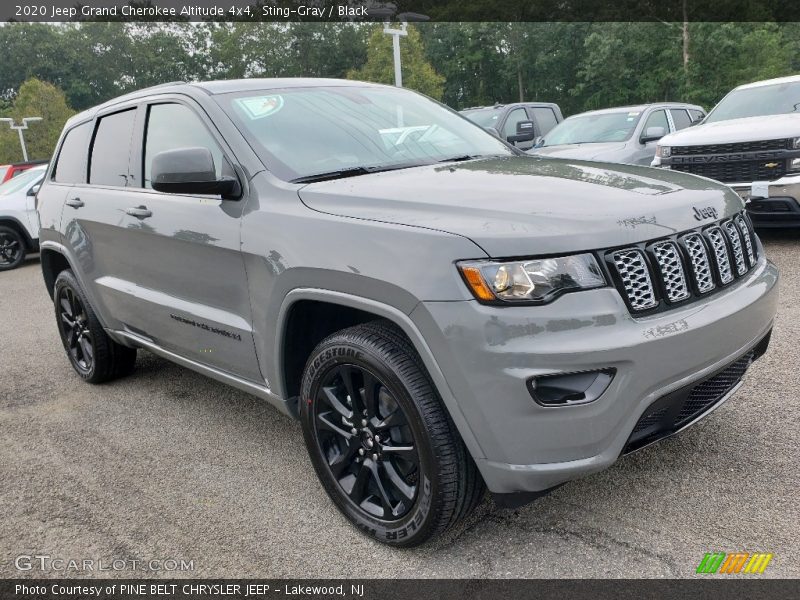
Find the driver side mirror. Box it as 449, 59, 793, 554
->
151, 147, 241, 199
27, 184, 40, 197
507, 120, 536, 144
640, 126, 666, 144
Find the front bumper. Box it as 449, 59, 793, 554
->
411, 257, 778, 494
728, 175, 800, 227
650, 158, 800, 227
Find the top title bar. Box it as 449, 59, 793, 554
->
6, 0, 800, 22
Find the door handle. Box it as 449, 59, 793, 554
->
65, 198, 84, 208
125, 206, 152, 219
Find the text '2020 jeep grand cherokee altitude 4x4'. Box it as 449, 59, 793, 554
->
37, 79, 778, 547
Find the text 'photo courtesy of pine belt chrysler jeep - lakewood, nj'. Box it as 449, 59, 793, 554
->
653, 74, 800, 227
35, 79, 778, 547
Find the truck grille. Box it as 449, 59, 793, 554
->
672, 138, 790, 155
607, 212, 758, 314
671, 160, 787, 183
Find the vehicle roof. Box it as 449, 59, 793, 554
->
735, 74, 800, 90
461, 102, 560, 111
65, 78, 393, 127
565, 102, 704, 118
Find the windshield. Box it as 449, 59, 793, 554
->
0, 167, 45, 196
220, 86, 513, 182
461, 107, 503, 129
542, 111, 642, 146
705, 81, 800, 123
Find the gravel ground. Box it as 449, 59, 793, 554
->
1, 233, 798, 579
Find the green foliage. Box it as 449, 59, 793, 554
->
0, 21, 797, 126
0, 78, 75, 163
347, 25, 445, 100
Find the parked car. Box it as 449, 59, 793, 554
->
530, 103, 705, 165
37, 79, 777, 547
653, 75, 800, 228
461, 102, 563, 150
0, 164, 45, 271
0, 158, 49, 184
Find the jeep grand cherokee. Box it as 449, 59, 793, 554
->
37, 79, 778, 546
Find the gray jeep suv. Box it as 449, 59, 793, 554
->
37, 79, 778, 547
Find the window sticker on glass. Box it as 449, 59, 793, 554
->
235, 95, 284, 119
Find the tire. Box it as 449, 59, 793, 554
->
53, 269, 137, 383
0, 226, 26, 271
300, 321, 485, 547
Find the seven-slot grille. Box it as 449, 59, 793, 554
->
609, 212, 758, 313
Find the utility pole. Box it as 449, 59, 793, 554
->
382, 22, 408, 87
0, 117, 43, 162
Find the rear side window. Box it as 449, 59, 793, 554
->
143, 103, 224, 189
669, 108, 692, 130
530, 107, 559, 135
53, 122, 92, 184
89, 109, 137, 187
688, 109, 705, 123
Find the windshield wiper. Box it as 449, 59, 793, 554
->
291, 161, 428, 184
436, 154, 483, 164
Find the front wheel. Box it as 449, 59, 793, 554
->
300, 321, 484, 547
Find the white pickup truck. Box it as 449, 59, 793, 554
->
652, 75, 800, 228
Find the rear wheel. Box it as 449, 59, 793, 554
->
0, 226, 26, 271
300, 321, 484, 547
54, 269, 137, 383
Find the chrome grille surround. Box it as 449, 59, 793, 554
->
612, 249, 658, 311
723, 220, 747, 276
706, 226, 734, 284
651, 241, 690, 303
735, 214, 756, 267
682, 233, 716, 294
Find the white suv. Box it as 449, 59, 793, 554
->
0, 165, 46, 270
652, 75, 800, 228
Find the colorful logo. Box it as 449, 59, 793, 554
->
696, 552, 773, 574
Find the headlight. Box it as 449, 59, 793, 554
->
792, 137, 800, 149
656, 145, 671, 158
458, 253, 606, 304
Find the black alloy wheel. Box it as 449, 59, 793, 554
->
300, 321, 485, 547
53, 269, 137, 383
313, 363, 419, 520
0, 227, 25, 271
57, 285, 94, 374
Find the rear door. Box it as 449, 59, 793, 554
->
527, 105, 560, 137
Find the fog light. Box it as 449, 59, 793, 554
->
790, 158, 800, 172
527, 369, 615, 407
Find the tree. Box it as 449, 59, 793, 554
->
0, 79, 75, 163
347, 25, 445, 100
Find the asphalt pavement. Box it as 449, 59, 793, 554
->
1, 232, 798, 578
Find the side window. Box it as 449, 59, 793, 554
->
144, 103, 224, 189
669, 108, 692, 131
642, 110, 669, 138
688, 109, 705, 123
53, 122, 92, 184
502, 108, 528, 138
89, 109, 137, 187
530, 107, 559, 135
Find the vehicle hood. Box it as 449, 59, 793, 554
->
660, 113, 800, 147
298, 156, 744, 257
528, 142, 628, 161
